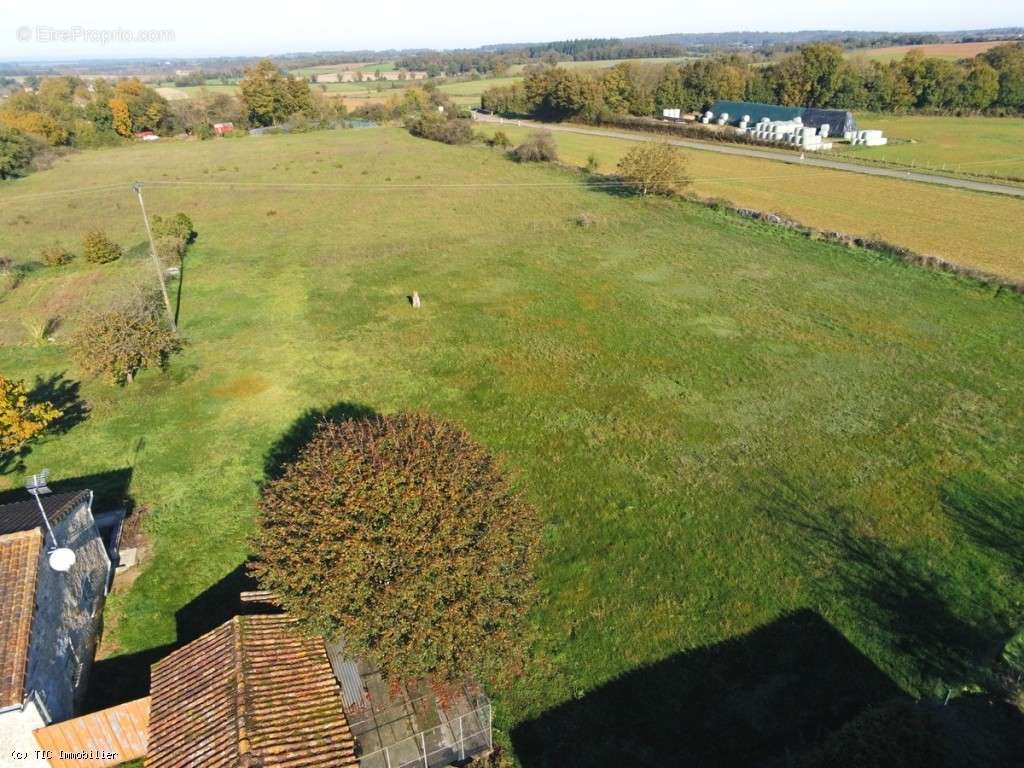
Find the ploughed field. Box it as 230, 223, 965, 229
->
1, 127, 1022, 762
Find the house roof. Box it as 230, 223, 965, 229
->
34, 696, 151, 767
0, 491, 89, 537
0, 529, 42, 709
147, 614, 357, 768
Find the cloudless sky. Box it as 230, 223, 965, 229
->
3, 0, 1021, 60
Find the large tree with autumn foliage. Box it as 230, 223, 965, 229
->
0, 376, 61, 462
251, 413, 540, 683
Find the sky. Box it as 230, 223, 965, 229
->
2, 0, 1021, 61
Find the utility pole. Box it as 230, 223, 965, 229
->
133, 182, 176, 332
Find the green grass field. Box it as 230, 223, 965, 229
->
841, 114, 1024, 181
290, 60, 398, 77
1, 127, 1022, 762
438, 76, 522, 96
483, 123, 1024, 281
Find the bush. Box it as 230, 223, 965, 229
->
484, 130, 511, 149
0, 375, 61, 460
69, 294, 182, 385
0, 127, 39, 180
151, 212, 197, 245
251, 412, 540, 682
406, 112, 474, 145
574, 212, 598, 228
40, 242, 74, 267
616, 142, 690, 196
81, 229, 122, 264
510, 130, 558, 162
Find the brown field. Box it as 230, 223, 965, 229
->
846, 40, 1018, 63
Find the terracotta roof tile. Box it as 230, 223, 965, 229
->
34, 696, 150, 766
0, 529, 42, 708
147, 615, 356, 768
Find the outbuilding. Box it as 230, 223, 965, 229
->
709, 100, 857, 136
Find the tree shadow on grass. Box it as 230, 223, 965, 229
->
761, 472, 1009, 691
263, 401, 378, 480
583, 172, 641, 199
512, 609, 904, 768
0, 372, 89, 476
939, 473, 1024, 577
31, 371, 89, 436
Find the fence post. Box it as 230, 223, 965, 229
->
487, 704, 493, 752
459, 715, 465, 761
421, 732, 428, 768
384, 746, 392, 768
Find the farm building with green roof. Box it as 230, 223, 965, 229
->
709, 100, 857, 135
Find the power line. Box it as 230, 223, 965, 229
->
0, 183, 129, 206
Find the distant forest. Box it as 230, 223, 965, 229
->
481, 42, 1024, 119
3, 27, 1021, 80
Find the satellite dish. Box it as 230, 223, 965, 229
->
48, 548, 76, 573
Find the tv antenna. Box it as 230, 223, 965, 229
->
25, 470, 76, 572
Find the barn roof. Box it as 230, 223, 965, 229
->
0, 529, 42, 709
708, 100, 857, 133
147, 614, 357, 768
710, 100, 803, 123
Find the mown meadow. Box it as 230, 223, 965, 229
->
1, 127, 1022, 762
483, 122, 1024, 281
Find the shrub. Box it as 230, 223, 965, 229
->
81, 229, 122, 264
0, 127, 39, 180
69, 294, 182, 385
616, 142, 690, 196
585, 153, 600, 173
151, 212, 197, 245
0, 375, 61, 460
407, 112, 474, 145
509, 130, 558, 162
574, 212, 598, 228
490, 130, 511, 149
251, 412, 540, 682
40, 242, 74, 267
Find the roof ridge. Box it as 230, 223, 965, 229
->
232, 616, 253, 761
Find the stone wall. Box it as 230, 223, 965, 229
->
24, 497, 110, 723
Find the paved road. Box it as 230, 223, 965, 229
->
473, 114, 1024, 199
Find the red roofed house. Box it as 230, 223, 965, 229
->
146, 613, 358, 768
143, 603, 492, 768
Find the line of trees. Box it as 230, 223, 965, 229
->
482, 42, 1024, 122
0, 76, 170, 149
0, 59, 348, 179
